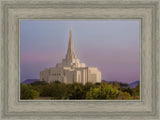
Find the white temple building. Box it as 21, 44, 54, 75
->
40, 27, 101, 85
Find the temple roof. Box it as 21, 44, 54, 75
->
65, 26, 76, 60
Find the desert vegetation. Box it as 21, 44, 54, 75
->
20, 81, 140, 100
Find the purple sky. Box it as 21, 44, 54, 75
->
20, 20, 140, 83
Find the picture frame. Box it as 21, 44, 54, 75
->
0, 0, 159, 119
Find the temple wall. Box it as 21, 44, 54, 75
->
40, 66, 101, 85
87, 67, 101, 84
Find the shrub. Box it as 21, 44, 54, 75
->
118, 91, 132, 100
20, 84, 39, 99
31, 81, 48, 86
86, 83, 119, 100
24, 89, 39, 99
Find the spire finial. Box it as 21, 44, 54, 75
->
70, 25, 72, 31
65, 26, 76, 60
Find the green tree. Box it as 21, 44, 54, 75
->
20, 84, 29, 99
58, 83, 68, 99
82, 82, 95, 99
119, 83, 129, 88
20, 84, 39, 99
118, 91, 132, 100
86, 83, 119, 100
31, 81, 48, 86
49, 82, 68, 99
40, 85, 51, 97
24, 89, 39, 99
113, 81, 120, 89
21, 80, 140, 100
69, 83, 84, 99
132, 83, 140, 99
121, 87, 133, 96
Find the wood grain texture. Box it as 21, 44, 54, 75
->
0, 0, 159, 119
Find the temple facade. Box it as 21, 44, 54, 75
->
40, 27, 101, 85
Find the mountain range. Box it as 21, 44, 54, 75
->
128, 81, 140, 88
21, 79, 139, 88
21, 79, 40, 84
102, 80, 140, 88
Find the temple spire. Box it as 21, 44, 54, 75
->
65, 26, 76, 60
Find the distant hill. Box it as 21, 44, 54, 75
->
102, 80, 140, 88
21, 79, 40, 84
102, 80, 121, 84
21, 79, 140, 88
129, 81, 140, 88
102, 80, 127, 85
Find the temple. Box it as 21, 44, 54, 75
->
40, 27, 101, 85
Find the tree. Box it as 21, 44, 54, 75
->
69, 83, 84, 99
121, 87, 133, 96
40, 85, 51, 97
31, 81, 48, 86
118, 91, 132, 100
20, 84, 39, 99
86, 83, 119, 100
21, 80, 140, 100
82, 82, 95, 99
132, 83, 140, 99
119, 83, 129, 88
20, 84, 29, 99
24, 89, 39, 99
54, 80, 61, 84
113, 81, 120, 89
49, 82, 68, 99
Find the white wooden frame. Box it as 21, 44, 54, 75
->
0, 0, 159, 119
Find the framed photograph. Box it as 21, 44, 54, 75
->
0, 0, 159, 119
20, 20, 140, 101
